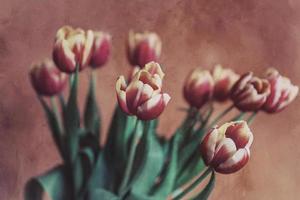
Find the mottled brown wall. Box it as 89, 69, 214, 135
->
0, 0, 300, 199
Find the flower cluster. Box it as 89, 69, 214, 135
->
27, 25, 299, 200
183, 65, 298, 113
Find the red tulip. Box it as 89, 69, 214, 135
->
53, 26, 94, 73
263, 68, 298, 113
90, 31, 111, 68
183, 68, 214, 109
200, 121, 253, 174
127, 30, 161, 67
30, 59, 67, 96
231, 72, 270, 111
116, 62, 170, 120
212, 64, 239, 102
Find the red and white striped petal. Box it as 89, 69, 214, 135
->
126, 80, 144, 114
53, 40, 76, 73
82, 29, 94, 66
116, 76, 131, 114
136, 93, 170, 120
211, 138, 237, 167
144, 62, 165, 79
215, 148, 250, 174
225, 121, 253, 149
200, 128, 219, 165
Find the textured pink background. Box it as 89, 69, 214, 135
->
0, 0, 300, 199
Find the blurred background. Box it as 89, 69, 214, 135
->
0, 0, 300, 199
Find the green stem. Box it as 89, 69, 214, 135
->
172, 168, 212, 200
207, 104, 235, 128
119, 119, 142, 194
247, 111, 258, 125
231, 112, 246, 121
50, 97, 63, 134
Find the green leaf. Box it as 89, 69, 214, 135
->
84, 73, 101, 139
88, 152, 110, 190
130, 120, 164, 195
176, 157, 205, 188
25, 165, 71, 200
38, 97, 65, 160
151, 133, 180, 198
177, 128, 206, 173
87, 188, 119, 200
192, 171, 215, 200
73, 147, 97, 197
64, 68, 80, 135
104, 106, 136, 191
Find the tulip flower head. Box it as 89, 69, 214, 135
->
200, 121, 253, 174
90, 31, 111, 68
30, 59, 67, 96
127, 30, 162, 67
183, 68, 214, 109
231, 72, 270, 111
212, 64, 239, 102
263, 68, 299, 113
53, 26, 94, 73
116, 62, 170, 120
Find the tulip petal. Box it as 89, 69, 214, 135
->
200, 128, 219, 165
225, 121, 253, 149
82, 30, 94, 66
53, 40, 76, 73
215, 148, 250, 174
211, 138, 237, 167
136, 93, 170, 120
126, 80, 144, 114
116, 76, 131, 114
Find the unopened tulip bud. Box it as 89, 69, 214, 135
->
183, 68, 214, 109
116, 63, 170, 120
200, 121, 253, 174
127, 30, 162, 67
30, 59, 67, 96
90, 31, 111, 68
231, 72, 270, 111
53, 26, 94, 73
212, 64, 239, 102
263, 68, 299, 113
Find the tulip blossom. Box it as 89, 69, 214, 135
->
231, 72, 270, 111
53, 26, 94, 73
200, 121, 253, 174
116, 62, 170, 120
90, 31, 111, 68
127, 30, 162, 67
30, 59, 67, 96
183, 68, 214, 109
263, 68, 298, 113
212, 64, 239, 102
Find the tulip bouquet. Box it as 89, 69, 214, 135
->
25, 26, 298, 200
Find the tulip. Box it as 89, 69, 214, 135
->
231, 72, 270, 111
183, 68, 214, 109
212, 64, 239, 102
263, 68, 299, 113
30, 59, 67, 96
90, 31, 111, 68
127, 30, 162, 67
200, 121, 253, 174
116, 63, 170, 120
53, 26, 94, 73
